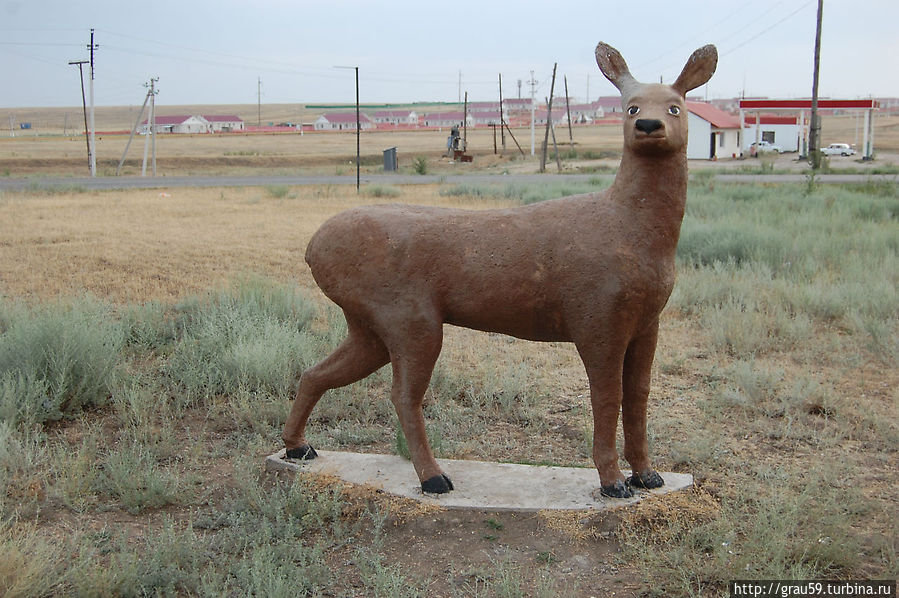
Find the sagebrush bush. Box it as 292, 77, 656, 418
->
162, 276, 321, 403
0, 298, 124, 426
365, 185, 402, 198
675, 183, 898, 361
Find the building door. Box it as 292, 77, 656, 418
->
709, 133, 717, 159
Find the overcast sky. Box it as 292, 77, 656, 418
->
2, 0, 896, 108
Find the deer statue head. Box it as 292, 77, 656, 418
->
595, 42, 718, 156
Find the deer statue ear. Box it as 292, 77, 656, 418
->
672, 45, 718, 96
595, 42, 639, 98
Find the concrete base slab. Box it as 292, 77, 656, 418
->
266, 450, 692, 512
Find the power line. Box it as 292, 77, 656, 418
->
719, 1, 814, 57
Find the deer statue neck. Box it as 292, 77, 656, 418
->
608, 148, 689, 235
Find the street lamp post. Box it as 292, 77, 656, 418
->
335, 66, 360, 193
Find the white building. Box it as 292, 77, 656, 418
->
142, 115, 209, 134
741, 116, 801, 152
686, 102, 741, 160
471, 111, 502, 126
371, 110, 418, 126
566, 103, 605, 123
141, 114, 244, 134
422, 111, 471, 128
314, 112, 374, 131
203, 115, 244, 132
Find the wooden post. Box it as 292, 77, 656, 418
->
808, 0, 823, 169
540, 63, 557, 173
564, 75, 574, 153
550, 120, 562, 172
498, 73, 506, 152
503, 121, 525, 156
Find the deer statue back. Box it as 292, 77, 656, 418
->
283, 42, 717, 498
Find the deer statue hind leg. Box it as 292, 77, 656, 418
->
621, 320, 665, 490
282, 313, 389, 460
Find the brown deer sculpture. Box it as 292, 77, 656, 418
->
283, 41, 717, 498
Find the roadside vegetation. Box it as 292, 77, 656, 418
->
1, 179, 896, 595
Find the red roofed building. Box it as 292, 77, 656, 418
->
142, 114, 244, 134
371, 110, 418, 126
314, 112, 374, 131
422, 111, 470, 128
686, 101, 742, 159
741, 113, 802, 153
203, 115, 244, 132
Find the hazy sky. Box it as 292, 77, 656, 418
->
2, 0, 896, 108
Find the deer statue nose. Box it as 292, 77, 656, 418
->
635, 119, 664, 134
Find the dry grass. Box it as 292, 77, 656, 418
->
0, 179, 896, 594
0, 184, 519, 304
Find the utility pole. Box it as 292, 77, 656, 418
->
529, 70, 537, 155
517, 79, 522, 100
118, 78, 154, 175
87, 28, 98, 177
808, 0, 824, 169
141, 77, 158, 176
69, 60, 91, 172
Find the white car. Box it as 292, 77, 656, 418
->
750, 140, 783, 155
821, 143, 856, 156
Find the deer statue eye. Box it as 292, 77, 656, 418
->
668, 105, 681, 116
627, 106, 640, 116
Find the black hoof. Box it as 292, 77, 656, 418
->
285, 445, 318, 460
600, 480, 634, 499
421, 473, 454, 494
628, 469, 664, 489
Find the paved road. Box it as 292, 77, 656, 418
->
0, 172, 895, 191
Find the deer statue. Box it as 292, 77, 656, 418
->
283, 41, 717, 498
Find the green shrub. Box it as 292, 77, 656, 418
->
0, 423, 50, 518
99, 441, 185, 514
163, 277, 320, 403
0, 298, 124, 426
0, 518, 65, 597
676, 183, 898, 360
438, 180, 607, 205
412, 156, 428, 175
365, 185, 402, 198
264, 185, 291, 199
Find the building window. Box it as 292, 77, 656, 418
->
762, 131, 775, 143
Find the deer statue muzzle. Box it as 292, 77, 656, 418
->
282, 41, 717, 498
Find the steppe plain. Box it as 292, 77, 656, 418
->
0, 103, 896, 596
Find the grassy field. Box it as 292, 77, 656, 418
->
1, 174, 896, 596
